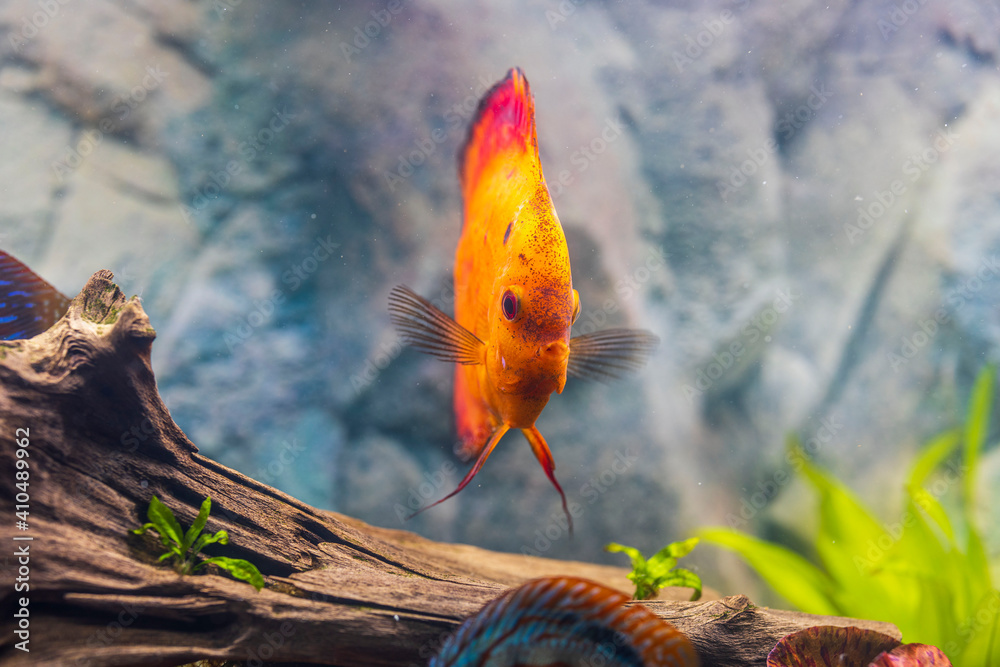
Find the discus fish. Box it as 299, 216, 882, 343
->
0, 250, 71, 340
388, 68, 659, 532
429, 576, 699, 666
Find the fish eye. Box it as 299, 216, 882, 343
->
501, 290, 519, 321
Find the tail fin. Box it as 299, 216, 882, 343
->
458, 67, 541, 217
0, 250, 71, 340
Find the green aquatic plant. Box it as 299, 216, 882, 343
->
133, 495, 264, 591
606, 537, 702, 600
700, 365, 1000, 666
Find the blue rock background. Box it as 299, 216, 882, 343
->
2, 0, 999, 602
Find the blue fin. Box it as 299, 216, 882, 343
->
0, 250, 71, 340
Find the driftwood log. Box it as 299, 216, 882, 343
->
0, 271, 900, 667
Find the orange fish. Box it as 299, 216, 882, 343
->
389, 68, 658, 533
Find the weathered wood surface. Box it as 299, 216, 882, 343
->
0, 271, 900, 667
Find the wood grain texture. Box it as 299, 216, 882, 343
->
0, 271, 901, 666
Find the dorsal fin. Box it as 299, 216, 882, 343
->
458, 67, 541, 218
0, 250, 71, 340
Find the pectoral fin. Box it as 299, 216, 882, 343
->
567, 329, 660, 382
388, 285, 484, 364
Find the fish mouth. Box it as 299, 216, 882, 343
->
538, 340, 569, 393
495, 341, 569, 396
538, 340, 569, 362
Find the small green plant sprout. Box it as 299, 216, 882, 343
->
132, 495, 264, 591
606, 537, 702, 601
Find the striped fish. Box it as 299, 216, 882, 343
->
0, 250, 70, 340
429, 576, 699, 667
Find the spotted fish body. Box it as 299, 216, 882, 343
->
389, 68, 659, 531
0, 250, 71, 340
453, 68, 575, 452
429, 576, 699, 667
